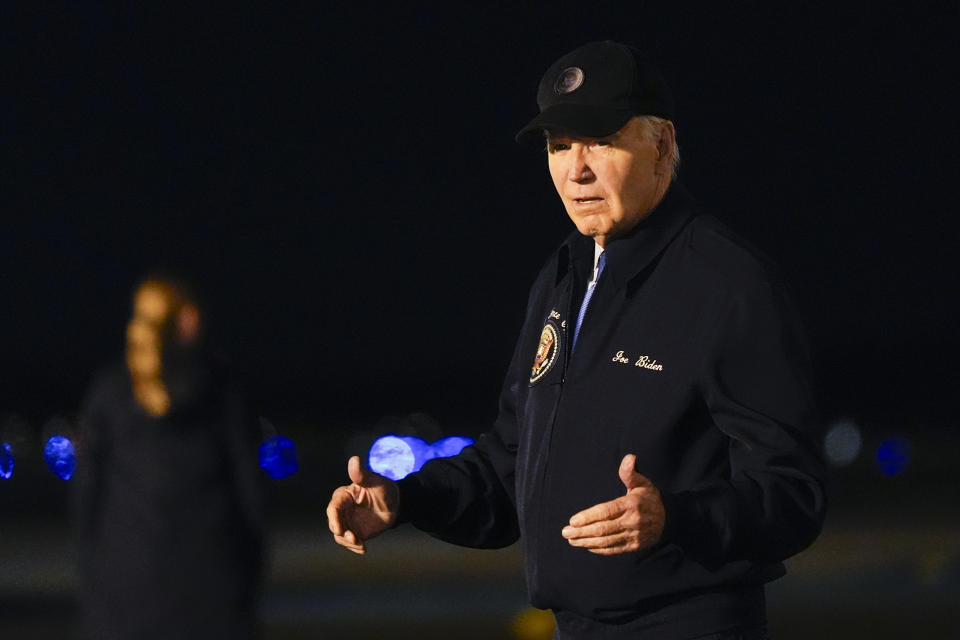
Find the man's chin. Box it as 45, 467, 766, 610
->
572, 221, 607, 238
578, 225, 610, 241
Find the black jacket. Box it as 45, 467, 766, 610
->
398, 184, 826, 635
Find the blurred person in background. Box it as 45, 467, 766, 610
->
72, 274, 265, 640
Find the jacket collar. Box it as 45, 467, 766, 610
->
557, 182, 697, 290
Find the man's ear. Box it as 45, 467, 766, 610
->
654, 120, 676, 175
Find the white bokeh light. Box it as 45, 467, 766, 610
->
824, 420, 863, 467
368, 435, 415, 481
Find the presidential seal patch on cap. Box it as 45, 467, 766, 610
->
554, 66, 584, 94
530, 323, 561, 383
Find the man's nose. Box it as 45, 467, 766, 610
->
567, 146, 593, 183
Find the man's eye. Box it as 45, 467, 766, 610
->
594, 140, 611, 147
548, 143, 570, 153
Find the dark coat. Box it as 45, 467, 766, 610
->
72, 359, 264, 640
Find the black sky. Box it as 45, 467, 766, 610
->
3, 3, 958, 430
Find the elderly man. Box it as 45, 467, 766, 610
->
327, 41, 826, 639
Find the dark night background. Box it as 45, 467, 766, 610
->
2, 3, 958, 638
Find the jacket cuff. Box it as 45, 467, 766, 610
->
659, 490, 700, 549
395, 473, 430, 526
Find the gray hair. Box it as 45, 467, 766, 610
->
635, 115, 681, 178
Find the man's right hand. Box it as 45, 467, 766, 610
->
326, 455, 399, 554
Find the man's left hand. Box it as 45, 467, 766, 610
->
561, 453, 665, 556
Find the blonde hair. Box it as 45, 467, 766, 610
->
125, 278, 192, 417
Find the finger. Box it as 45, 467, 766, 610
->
619, 453, 651, 491
347, 455, 367, 485
562, 519, 622, 540
588, 542, 635, 556
565, 531, 632, 550
326, 487, 354, 535
326, 506, 341, 536
332, 532, 357, 547
619, 453, 636, 478
343, 529, 359, 546
333, 532, 366, 554
569, 498, 627, 527
340, 529, 365, 550
326, 488, 351, 532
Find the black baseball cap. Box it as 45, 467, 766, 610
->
516, 40, 674, 144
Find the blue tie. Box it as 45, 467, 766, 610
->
572, 251, 606, 353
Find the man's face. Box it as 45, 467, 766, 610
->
547, 117, 672, 247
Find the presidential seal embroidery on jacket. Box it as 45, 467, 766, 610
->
530, 323, 560, 383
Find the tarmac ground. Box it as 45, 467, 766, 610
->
2, 510, 958, 639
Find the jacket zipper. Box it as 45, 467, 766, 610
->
532, 277, 575, 583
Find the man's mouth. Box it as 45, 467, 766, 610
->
574, 197, 604, 203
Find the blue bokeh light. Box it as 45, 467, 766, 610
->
369, 436, 415, 481
876, 438, 910, 477
44, 435, 76, 481
258, 434, 299, 479
368, 434, 476, 481
431, 436, 474, 458
0, 442, 13, 480
400, 436, 437, 470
